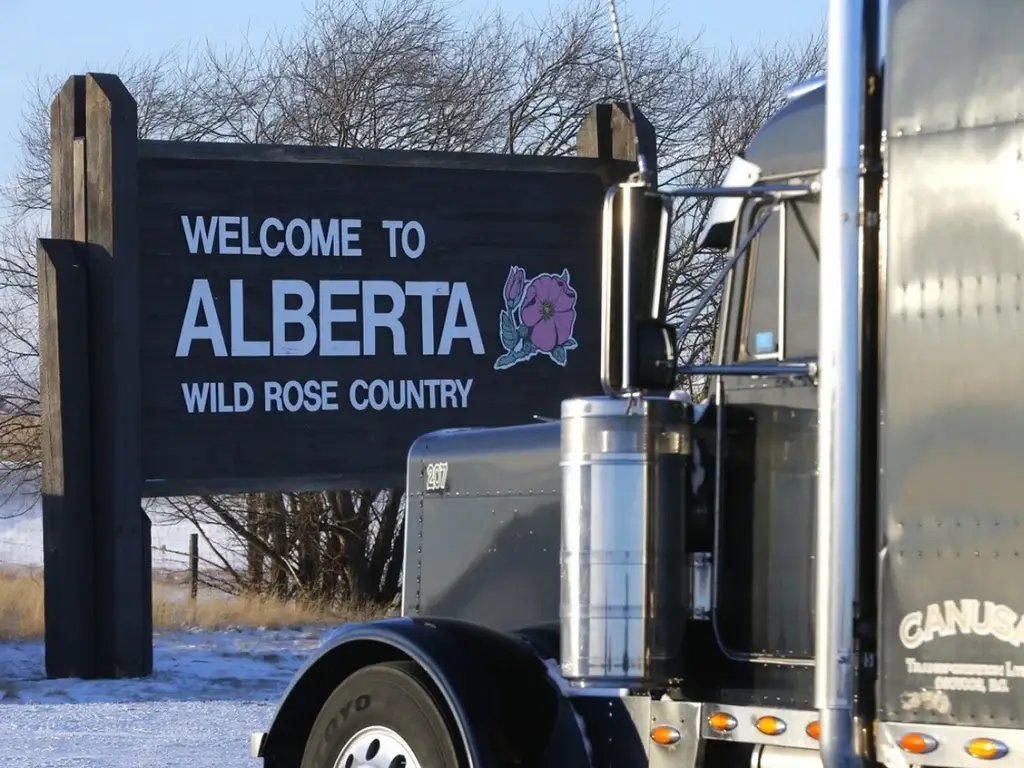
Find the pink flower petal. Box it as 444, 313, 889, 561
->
520, 284, 543, 326
531, 316, 558, 352
552, 308, 575, 346
552, 284, 576, 312
531, 275, 558, 304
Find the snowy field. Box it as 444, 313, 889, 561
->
0, 493, 329, 767
0, 626, 323, 767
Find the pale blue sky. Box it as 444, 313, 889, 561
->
0, 0, 825, 186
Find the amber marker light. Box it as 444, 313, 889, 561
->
806, 721, 820, 740
965, 738, 1008, 760
651, 726, 681, 746
755, 716, 787, 736
899, 733, 938, 755
707, 712, 737, 733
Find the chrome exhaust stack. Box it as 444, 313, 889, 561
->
815, 0, 867, 767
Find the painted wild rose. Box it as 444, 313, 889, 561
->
519, 274, 576, 353
494, 267, 579, 370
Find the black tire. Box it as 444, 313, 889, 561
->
300, 660, 465, 768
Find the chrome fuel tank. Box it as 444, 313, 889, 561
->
559, 395, 691, 688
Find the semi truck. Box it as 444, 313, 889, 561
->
250, 0, 1024, 766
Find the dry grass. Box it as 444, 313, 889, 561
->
0, 568, 44, 640
0, 413, 40, 463
0, 567, 391, 641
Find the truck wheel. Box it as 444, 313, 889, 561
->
301, 660, 465, 768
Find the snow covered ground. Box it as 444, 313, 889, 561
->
0, 627, 324, 767
0, 484, 334, 765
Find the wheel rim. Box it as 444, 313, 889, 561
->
333, 725, 423, 768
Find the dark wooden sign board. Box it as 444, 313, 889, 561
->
39, 72, 656, 678
140, 143, 620, 494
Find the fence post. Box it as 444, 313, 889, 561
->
38, 238, 97, 680
189, 533, 199, 603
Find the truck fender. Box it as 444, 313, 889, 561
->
257, 616, 591, 768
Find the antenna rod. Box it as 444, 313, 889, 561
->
607, 0, 650, 179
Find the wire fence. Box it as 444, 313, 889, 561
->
0, 520, 229, 580
0, 537, 41, 568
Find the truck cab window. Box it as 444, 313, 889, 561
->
739, 199, 819, 361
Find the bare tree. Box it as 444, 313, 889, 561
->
153, 489, 403, 604
0, 213, 42, 515
0, 0, 824, 594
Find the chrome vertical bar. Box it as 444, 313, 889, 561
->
815, 0, 865, 767
600, 185, 619, 397
651, 200, 671, 318
777, 203, 788, 360
620, 186, 635, 394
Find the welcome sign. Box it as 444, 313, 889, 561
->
135, 145, 620, 492
41, 74, 651, 681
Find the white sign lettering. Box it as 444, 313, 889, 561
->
381, 220, 425, 259
181, 215, 363, 257
181, 381, 255, 413
180, 379, 475, 413
175, 279, 484, 358
263, 379, 340, 412
902, 656, 1023, 695
349, 378, 473, 411
899, 599, 1024, 650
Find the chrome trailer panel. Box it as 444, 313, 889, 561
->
700, 704, 820, 752
878, 0, 1024, 733
565, 693, 703, 768
877, 722, 1024, 768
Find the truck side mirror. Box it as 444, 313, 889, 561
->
601, 181, 675, 397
